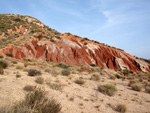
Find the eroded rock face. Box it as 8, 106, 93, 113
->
1, 34, 150, 72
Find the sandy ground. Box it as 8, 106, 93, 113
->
0, 62, 150, 113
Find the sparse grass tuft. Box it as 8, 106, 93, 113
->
61, 69, 70, 76
131, 83, 143, 92
98, 84, 117, 96
35, 77, 44, 84
28, 69, 42, 76
116, 104, 127, 113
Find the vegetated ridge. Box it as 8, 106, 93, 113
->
0, 14, 150, 72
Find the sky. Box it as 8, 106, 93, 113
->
0, 0, 150, 59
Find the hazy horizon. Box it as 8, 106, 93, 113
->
0, 0, 150, 59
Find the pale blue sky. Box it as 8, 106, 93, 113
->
0, 0, 150, 59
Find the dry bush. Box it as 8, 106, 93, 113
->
47, 83, 63, 91
5, 53, 13, 57
110, 75, 116, 80
0, 60, 8, 69
98, 84, 117, 96
12, 61, 17, 64
0, 66, 4, 74
51, 70, 59, 76
128, 79, 138, 86
74, 79, 85, 85
0, 87, 61, 113
131, 83, 143, 92
90, 74, 100, 81
16, 64, 24, 70
61, 69, 70, 76
116, 104, 127, 113
145, 87, 150, 94
23, 85, 35, 92
0, 55, 3, 58
45, 68, 51, 73
28, 69, 42, 76
35, 77, 44, 84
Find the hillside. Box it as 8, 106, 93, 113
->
0, 14, 150, 72
0, 14, 150, 113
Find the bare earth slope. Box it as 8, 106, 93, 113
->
0, 14, 150, 72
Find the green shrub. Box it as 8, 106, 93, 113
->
56, 63, 70, 69
61, 69, 70, 76
116, 104, 127, 113
28, 69, 42, 76
13, 18, 21, 22
35, 77, 44, 84
0, 60, 8, 69
75, 79, 85, 85
5, 53, 14, 57
98, 84, 117, 96
131, 83, 142, 92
